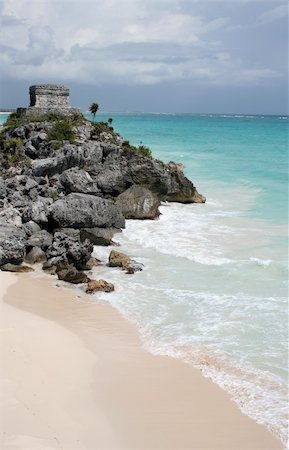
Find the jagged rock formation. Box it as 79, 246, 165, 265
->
0, 93, 205, 286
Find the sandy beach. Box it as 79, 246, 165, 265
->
0, 272, 283, 450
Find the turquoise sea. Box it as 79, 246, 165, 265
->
1, 112, 288, 445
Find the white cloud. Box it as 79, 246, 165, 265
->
0, 0, 285, 87
257, 4, 288, 25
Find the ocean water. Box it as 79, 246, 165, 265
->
89, 113, 288, 446
1, 112, 288, 444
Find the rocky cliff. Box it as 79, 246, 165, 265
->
0, 111, 205, 287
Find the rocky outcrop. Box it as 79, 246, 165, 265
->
0, 94, 205, 283
115, 185, 160, 219
60, 168, 99, 195
49, 193, 125, 229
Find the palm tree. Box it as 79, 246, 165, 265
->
89, 102, 99, 121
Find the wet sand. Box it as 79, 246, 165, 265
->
0, 272, 283, 450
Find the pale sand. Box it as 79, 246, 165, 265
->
0, 272, 283, 450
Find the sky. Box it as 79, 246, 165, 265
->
0, 0, 288, 114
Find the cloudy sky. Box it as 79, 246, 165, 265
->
0, 0, 288, 114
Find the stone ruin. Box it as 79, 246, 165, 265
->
17, 84, 80, 116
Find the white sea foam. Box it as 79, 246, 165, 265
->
89, 181, 287, 446
94, 279, 288, 445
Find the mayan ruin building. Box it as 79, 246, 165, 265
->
17, 84, 80, 116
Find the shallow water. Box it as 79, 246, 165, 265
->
88, 113, 288, 445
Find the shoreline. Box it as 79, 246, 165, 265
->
0, 272, 282, 450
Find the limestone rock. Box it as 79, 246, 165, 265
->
60, 168, 99, 195
25, 246, 47, 264
108, 249, 144, 274
115, 185, 160, 219
0, 225, 27, 266
80, 227, 118, 246
0, 177, 6, 199
0, 207, 22, 227
23, 220, 41, 237
22, 197, 52, 224
108, 249, 131, 269
28, 230, 53, 250
46, 231, 93, 270
1, 263, 34, 272
85, 279, 114, 294
57, 266, 89, 284
49, 193, 125, 229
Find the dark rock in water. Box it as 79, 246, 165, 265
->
25, 246, 47, 264
27, 230, 53, 250
60, 167, 100, 195
1, 263, 34, 272
49, 193, 125, 229
126, 260, 144, 274
0, 225, 27, 266
85, 279, 114, 294
57, 266, 89, 284
115, 185, 160, 219
108, 249, 144, 274
80, 227, 118, 246
108, 249, 131, 269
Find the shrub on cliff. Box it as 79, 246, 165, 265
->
46, 118, 76, 143
0, 135, 30, 167
122, 140, 152, 159
5, 111, 84, 131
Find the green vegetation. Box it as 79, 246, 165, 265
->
46, 118, 76, 143
0, 135, 30, 167
89, 103, 99, 121
92, 121, 114, 135
122, 140, 152, 159
5, 111, 85, 131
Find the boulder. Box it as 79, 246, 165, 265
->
108, 249, 131, 269
85, 279, 114, 294
31, 142, 103, 177
22, 197, 52, 224
23, 220, 41, 237
0, 225, 27, 266
60, 168, 99, 194
1, 263, 34, 273
97, 150, 206, 203
49, 193, 125, 229
108, 250, 144, 274
25, 247, 47, 264
46, 232, 93, 270
115, 185, 160, 219
57, 266, 89, 284
0, 207, 22, 227
80, 227, 118, 246
27, 230, 53, 250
